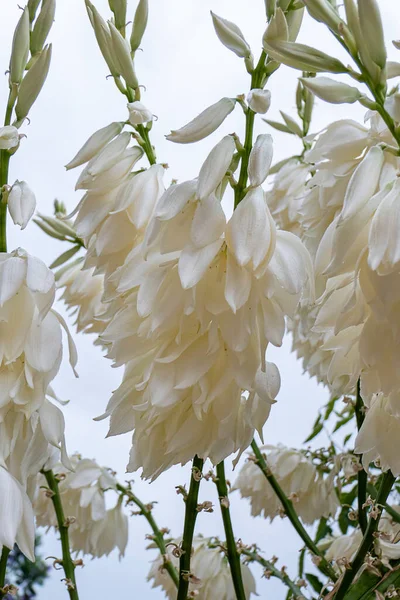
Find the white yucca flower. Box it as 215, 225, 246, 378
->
234, 445, 339, 524
322, 507, 400, 570
0, 248, 77, 419
35, 454, 128, 558
148, 536, 256, 599
7, 180, 36, 230
57, 261, 106, 335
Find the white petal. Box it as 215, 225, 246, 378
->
25, 311, 62, 373
65, 121, 124, 170
197, 135, 235, 200
155, 179, 197, 220
190, 195, 226, 248
178, 239, 223, 289
341, 146, 384, 220
224, 251, 251, 312
248, 133, 273, 187
26, 254, 54, 294
0, 255, 26, 306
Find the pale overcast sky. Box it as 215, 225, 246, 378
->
0, 1, 398, 598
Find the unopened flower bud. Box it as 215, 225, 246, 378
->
263, 39, 348, 73
300, 76, 361, 104
130, 0, 148, 52
30, 0, 56, 56
166, 97, 236, 144
86, 1, 119, 76
108, 0, 127, 32
247, 89, 271, 114
263, 8, 288, 43
108, 21, 139, 89
65, 121, 124, 170
127, 101, 153, 125
0, 126, 19, 150
302, 0, 344, 33
211, 12, 251, 58
9, 6, 30, 84
248, 134, 273, 187
15, 44, 52, 123
197, 135, 235, 200
358, 0, 386, 70
8, 180, 36, 230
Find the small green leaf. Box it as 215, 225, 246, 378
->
263, 118, 296, 134
305, 573, 323, 593
50, 245, 81, 269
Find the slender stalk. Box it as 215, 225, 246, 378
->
355, 381, 367, 534
0, 547, 10, 598
215, 461, 246, 600
234, 51, 267, 208
43, 470, 79, 600
136, 124, 156, 165
241, 548, 307, 600
333, 471, 396, 600
251, 440, 337, 581
116, 484, 179, 587
0, 88, 16, 253
177, 456, 204, 600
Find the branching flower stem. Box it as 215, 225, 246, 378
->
234, 50, 267, 208
0, 547, 10, 598
116, 484, 179, 587
177, 456, 204, 600
240, 548, 307, 600
215, 461, 246, 600
333, 470, 396, 600
355, 380, 367, 534
43, 470, 79, 600
250, 440, 338, 581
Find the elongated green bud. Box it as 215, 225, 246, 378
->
109, 21, 138, 89
27, 0, 41, 21
358, 0, 386, 70
85, 1, 119, 77
263, 39, 348, 73
31, 0, 56, 55
300, 76, 361, 104
9, 7, 30, 84
108, 0, 127, 31
130, 0, 148, 52
15, 44, 52, 122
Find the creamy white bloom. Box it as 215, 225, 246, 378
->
7, 180, 36, 230
166, 98, 236, 144
323, 530, 363, 570
127, 101, 153, 125
35, 454, 128, 558
234, 445, 339, 524
57, 262, 106, 335
0, 249, 78, 419
246, 89, 271, 114
0, 466, 35, 561
148, 536, 256, 599
0, 125, 19, 150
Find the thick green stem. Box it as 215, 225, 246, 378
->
116, 484, 179, 587
177, 456, 204, 600
241, 548, 307, 599
333, 471, 396, 600
43, 470, 79, 600
0, 547, 10, 598
355, 381, 367, 534
215, 461, 246, 600
234, 51, 267, 208
136, 124, 156, 165
251, 440, 337, 581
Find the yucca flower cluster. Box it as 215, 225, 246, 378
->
34, 454, 128, 559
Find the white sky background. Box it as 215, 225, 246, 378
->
0, 0, 399, 598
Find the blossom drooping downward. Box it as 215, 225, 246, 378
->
67, 114, 314, 479
234, 445, 338, 524
148, 536, 256, 599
